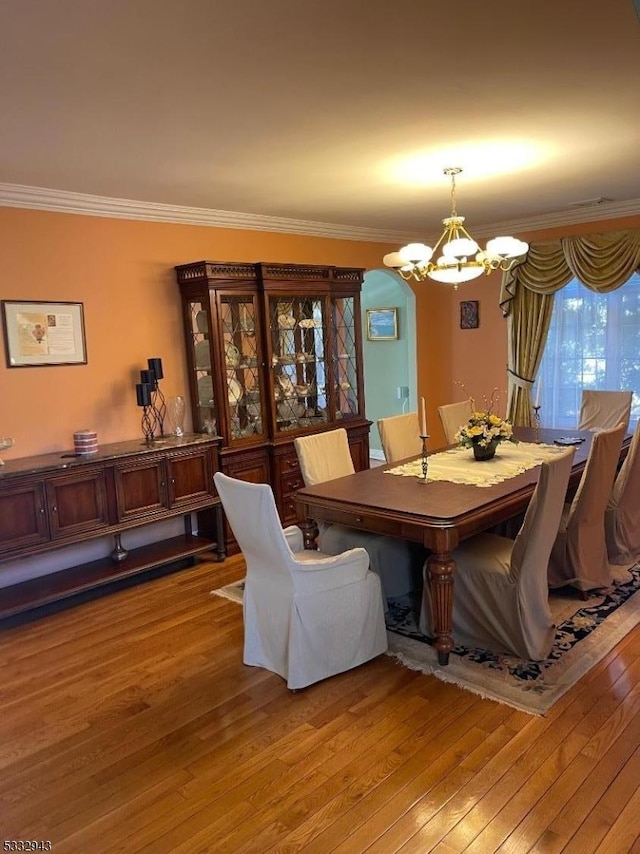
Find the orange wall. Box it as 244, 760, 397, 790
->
1, 207, 638, 461
0, 207, 451, 459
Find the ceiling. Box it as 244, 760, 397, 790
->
1, 0, 639, 243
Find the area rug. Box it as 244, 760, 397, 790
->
387, 565, 640, 715
211, 579, 244, 605
211, 568, 640, 716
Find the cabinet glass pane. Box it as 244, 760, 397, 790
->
269, 296, 328, 433
331, 296, 359, 421
189, 300, 218, 435
221, 296, 264, 440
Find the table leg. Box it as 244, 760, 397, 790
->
300, 517, 319, 550
426, 550, 455, 666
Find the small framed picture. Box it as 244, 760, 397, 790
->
1, 300, 88, 367
366, 307, 398, 341
460, 300, 479, 329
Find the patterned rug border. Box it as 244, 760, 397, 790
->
211, 570, 640, 716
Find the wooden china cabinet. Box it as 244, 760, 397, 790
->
175, 260, 371, 552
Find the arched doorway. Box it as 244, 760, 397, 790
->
361, 268, 417, 459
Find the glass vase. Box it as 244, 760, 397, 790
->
167, 395, 186, 437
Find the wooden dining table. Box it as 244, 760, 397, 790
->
294, 427, 629, 665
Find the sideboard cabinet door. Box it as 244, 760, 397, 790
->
45, 469, 110, 540
0, 481, 49, 553
113, 456, 169, 523
166, 447, 213, 510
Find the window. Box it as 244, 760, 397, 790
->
538, 273, 640, 429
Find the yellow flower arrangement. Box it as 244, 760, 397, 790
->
455, 410, 517, 449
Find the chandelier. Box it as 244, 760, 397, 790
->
383, 167, 529, 288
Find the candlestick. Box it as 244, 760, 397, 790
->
420, 396, 427, 437
136, 382, 152, 407
532, 403, 542, 444
148, 357, 163, 380
534, 376, 542, 408
419, 433, 430, 481
140, 369, 156, 387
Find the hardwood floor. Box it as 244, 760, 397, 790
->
1, 555, 640, 853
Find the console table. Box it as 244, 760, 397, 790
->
0, 434, 224, 619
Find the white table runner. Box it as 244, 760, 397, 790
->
384, 441, 569, 487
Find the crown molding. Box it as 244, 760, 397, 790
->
471, 198, 640, 239
0, 182, 638, 245
0, 183, 409, 244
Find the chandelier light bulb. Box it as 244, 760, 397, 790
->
398, 242, 433, 265
486, 236, 529, 258
383, 168, 529, 286
442, 237, 479, 260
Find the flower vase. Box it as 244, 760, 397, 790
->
473, 439, 498, 461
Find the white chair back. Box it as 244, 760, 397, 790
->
437, 399, 474, 445
578, 389, 632, 431
548, 422, 626, 590
377, 412, 421, 463
294, 428, 354, 485
606, 422, 640, 564
511, 448, 575, 595
213, 472, 293, 580
213, 472, 388, 690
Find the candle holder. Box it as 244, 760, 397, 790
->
532, 404, 542, 443
151, 382, 167, 436
141, 404, 156, 444
147, 358, 167, 436
419, 433, 430, 481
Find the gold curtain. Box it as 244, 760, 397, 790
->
501, 230, 640, 425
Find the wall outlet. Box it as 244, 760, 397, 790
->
396, 386, 409, 400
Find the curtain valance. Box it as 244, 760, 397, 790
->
500, 229, 640, 317
502, 228, 640, 426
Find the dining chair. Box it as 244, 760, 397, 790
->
578, 389, 633, 432
419, 448, 575, 660
548, 422, 626, 592
605, 422, 640, 565
213, 472, 387, 689
294, 428, 422, 602
377, 411, 422, 463
437, 399, 474, 445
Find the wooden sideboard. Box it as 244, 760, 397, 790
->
0, 434, 224, 619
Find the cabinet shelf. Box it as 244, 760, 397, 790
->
0, 534, 217, 620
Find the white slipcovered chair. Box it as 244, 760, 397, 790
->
548, 423, 626, 592
294, 429, 421, 602
420, 448, 575, 660
377, 412, 422, 463
605, 422, 640, 565
437, 399, 474, 445
578, 389, 632, 432
213, 472, 387, 690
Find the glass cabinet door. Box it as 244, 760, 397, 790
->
187, 299, 218, 435
331, 295, 360, 421
269, 295, 329, 434
220, 294, 266, 442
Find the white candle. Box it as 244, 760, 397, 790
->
535, 377, 542, 407
420, 397, 427, 436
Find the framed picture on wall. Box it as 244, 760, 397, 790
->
460, 300, 479, 329
1, 300, 87, 367
366, 307, 398, 341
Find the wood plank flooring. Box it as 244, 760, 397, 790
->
1, 555, 639, 853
